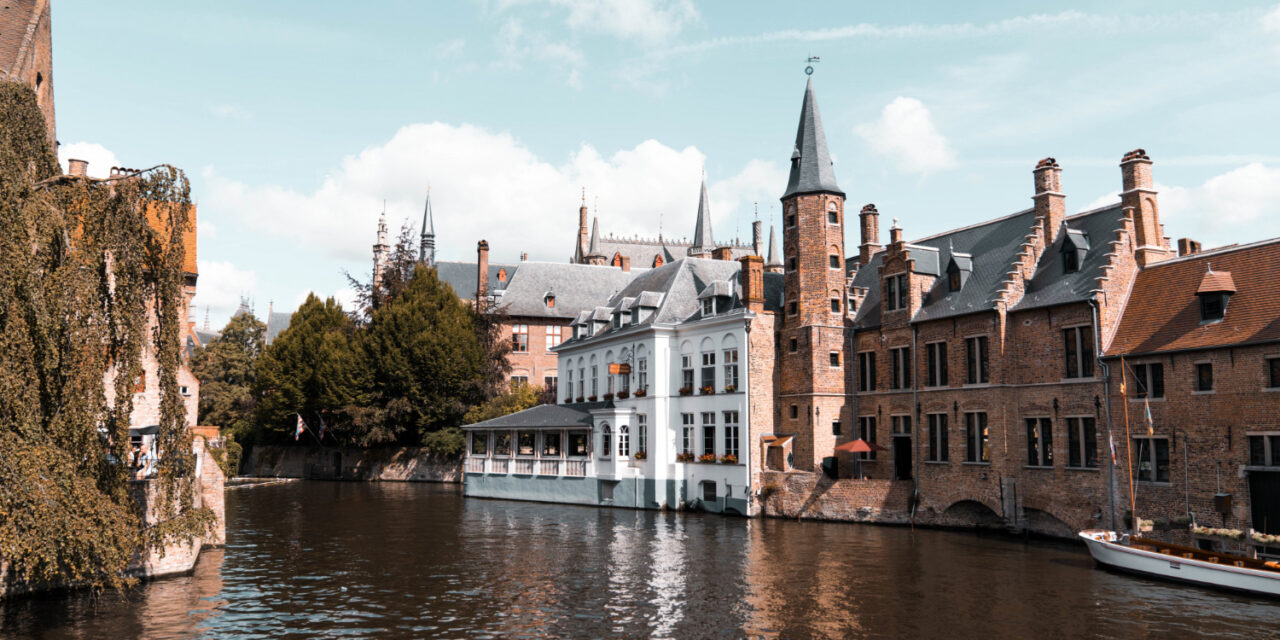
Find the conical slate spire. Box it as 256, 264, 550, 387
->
688, 174, 714, 256
783, 77, 843, 198
419, 188, 436, 266
766, 224, 781, 266
587, 216, 602, 256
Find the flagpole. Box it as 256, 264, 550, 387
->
1121, 356, 1137, 536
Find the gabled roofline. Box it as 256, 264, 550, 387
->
1135, 236, 1280, 270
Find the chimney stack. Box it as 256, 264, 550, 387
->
752, 220, 763, 257
889, 218, 903, 246
712, 247, 733, 261
1033, 157, 1065, 245
1120, 148, 1168, 266
1177, 238, 1201, 257
859, 204, 882, 265
476, 240, 490, 304
620, 256, 631, 272
739, 255, 764, 314
67, 158, 88, 177
520, 252, 529, 261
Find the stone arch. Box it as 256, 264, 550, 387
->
1023, 507, 1076, 537
680, 340, 693, 355
699, 336, 714, 352
721, 333, 737, 349
941, 499, 1003, 527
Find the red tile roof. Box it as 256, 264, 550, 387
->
1196, 269, 1236, 294
1106, 239, 1280, 356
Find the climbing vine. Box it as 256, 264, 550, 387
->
0, 81, 209, 593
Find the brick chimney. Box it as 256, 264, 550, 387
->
739, 255, 764, 313
1120, 148, 1169, 266
620, 256, 631, 272
67, 158, 88, 177
1033, 157, 1065, 245
712, 247, 733, 261
1177, 238, 1202, 257
889, 218, 903, 246
859, 204, 882, 265
476, 240, 489, 303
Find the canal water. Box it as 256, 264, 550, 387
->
2, 482, 1276, 639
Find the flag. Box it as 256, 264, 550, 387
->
295, 414, 306, 441
317, 415, 327, 441
1144, 397, 1154, 437
1109, 432, 1117, 465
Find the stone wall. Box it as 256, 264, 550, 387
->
242, 445, 462, 483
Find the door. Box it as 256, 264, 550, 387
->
893, 436, 912, 481
1249, 471, 1280, 534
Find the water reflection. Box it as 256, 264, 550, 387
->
1, 482, 1276, 639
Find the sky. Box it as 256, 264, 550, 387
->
49, 1, 1280, 329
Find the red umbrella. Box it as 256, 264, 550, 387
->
834, 438, 888, 453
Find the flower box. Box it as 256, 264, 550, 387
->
633, 388, 647, 398
719, 454, 738, 464
616, 391, 630, 399
587, 395, 598, 402
700, 386, 715, 395
697, 453, 717, 463
575, 397, 585, 403
723, 384, 737, 393
603, 393, 614, 401
632, 450, 647, 460
675, 452, 695, 463
678, 387, 693, 396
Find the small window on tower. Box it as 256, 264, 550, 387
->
789, 338, 798, 353
830, 255, 840, 269
788, 301, 797, 315
787, 257, 797, 271
787, 213, 797, 227
830, 298, 840, 313
828, 202, 839, 224
830, 352, 840, 367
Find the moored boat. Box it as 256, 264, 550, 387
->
1080, 530, 1280, 597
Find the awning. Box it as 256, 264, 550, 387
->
834, 438, 887, 453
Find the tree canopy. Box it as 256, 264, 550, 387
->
192, 310, 265, 439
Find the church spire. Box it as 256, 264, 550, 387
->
688, 172, 714, 257
585, 217, 607, 266
765, 224, 783, 273
419, 186, 436, 266
373, 208, 389, 291
783, 77, 843, 198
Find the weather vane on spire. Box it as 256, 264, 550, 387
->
805, 55, 820, 76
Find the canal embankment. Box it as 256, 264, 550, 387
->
241, 445, 461, 483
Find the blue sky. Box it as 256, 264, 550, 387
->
51, 1, 1280, 328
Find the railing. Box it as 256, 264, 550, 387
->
512, 459, 535, 475
491, 458, 509, 474
465, 457, 485, 474
538, 459, 559, 476
565, 459, 587, 477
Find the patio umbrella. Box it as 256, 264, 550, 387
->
833, 438, 887, 478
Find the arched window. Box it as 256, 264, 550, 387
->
599, 423, 612, 458
618, 424, 630, 457
827, 201, 840, 224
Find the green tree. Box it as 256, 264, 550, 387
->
254, 294, 366, 444
191, 310, 265, 440
463, 381, 544, 425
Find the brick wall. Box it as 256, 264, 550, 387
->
0, 0, 55, 144
504, 316, 570, 392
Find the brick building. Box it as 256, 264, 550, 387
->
0, 0, 55, 145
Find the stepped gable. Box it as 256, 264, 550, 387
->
1106, 238, 1280, 357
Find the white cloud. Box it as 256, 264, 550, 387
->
191, 261, 258, 321
201, 122, 779, 265
58, 142, 120, 178
855, 97, 957, 174
1082, 163, 1280, 247
1265, 4, 1280, 60
211, 104, 251, 120
197, 220, 217, 241
557, 0, 698, 44
493, 17, 584, 84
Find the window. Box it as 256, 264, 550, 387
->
544, 376, 558, 398
788, 301, 797, 315
787, 257, 797, 272
1270, 358, 1280, 389
637, 415, 647, 454
702, 481, 718, 501
591, 365, 598, 397
885, 274, 908, 310
511, 375, 528, 387
965, 412, 989, 463
926, 342, 947, 387
543, 432, 561, 457
789, 405, 798, 420
890, 346, 911, 389
702, 299, 714, 316
1132, 362, 1164, 399
638, 357, 648, 391
722, 349, 739, 389
566, 369, 574, 401
1063, 249, 1079, 273
512, 324, 529, 352
830, 255, 840, 268
966, 336, 989, 384
545, 294, 556, 308
1067, 417, 1097, 468
702, 412, 716, 456
495, 432, 512, 456
892, 415, 911, 434
1026, 418, 1053, 467
518, 431, 536, 456
618, 367, 629, 393
1133, 437, 1170, 483
1196, 362, 1213, 392
618, 425, 630, 457
471, 432, 487, 456
546, 325, 563, 350
789, 338, 798, 353
948, 270, 962, 292
858, 416, 877, 460
1248, 434, 1280, 466
927, 414, 949, 462
577, 368, 585, 399
568, 431, 588, 456
857, 352, 876, 392
180, 385, 191, 397
701, 352, 716, 390
787, 212, 796, 227
832, 420, 841, 436
1063, 327, 1094, 379
829, 352, 840, 368
599, 425, 611, 458
681, 414, 695, 454
724, 411, 740, 459
831, 298, 841, 313
681, 355, 694, 392
1200, 293, 1228, 322
828, 203, 839, 224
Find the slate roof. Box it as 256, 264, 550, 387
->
782, 77, 843, 198
852, 204, 1128, 328
586, 235, 755, 269
1106, 238, 1280, 357
690, 176, 715, 254
489, 262, 636, 320
461, 401, 608, 430
435, 261, 516, 301
265, 311, 294, 344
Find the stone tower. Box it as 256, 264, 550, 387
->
419, 187, 435, 267
0, 0, 55, 146
372, 210, 389, 292
778, 76, 848, 472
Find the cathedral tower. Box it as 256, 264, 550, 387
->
419, 187, 436, 267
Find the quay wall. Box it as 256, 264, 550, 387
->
242, 445, 462, 483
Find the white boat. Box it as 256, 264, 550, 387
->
1079, 530, 1280, 597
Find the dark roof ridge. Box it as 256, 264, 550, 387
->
910, 207, 1035, 244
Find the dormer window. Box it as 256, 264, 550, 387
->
1063, 250, 1079, 273
948, 270, 961, 292
497, 268, 507, 283
945, 252, 972, 293
545, 294, 556, 308
702, 299, 714, 316
1196, 266, 1236, 323
1061, 229, 1089, 274
886, 274, 908, 310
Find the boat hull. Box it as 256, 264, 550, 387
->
1079, 530, 1280, 598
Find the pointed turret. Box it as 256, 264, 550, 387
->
783, 77, 843, 198
419, 188, 436, 266
765, 224, 783, 273
372, 209, 390, 291
688, 174, 715, 257
585, 217, 607, 266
